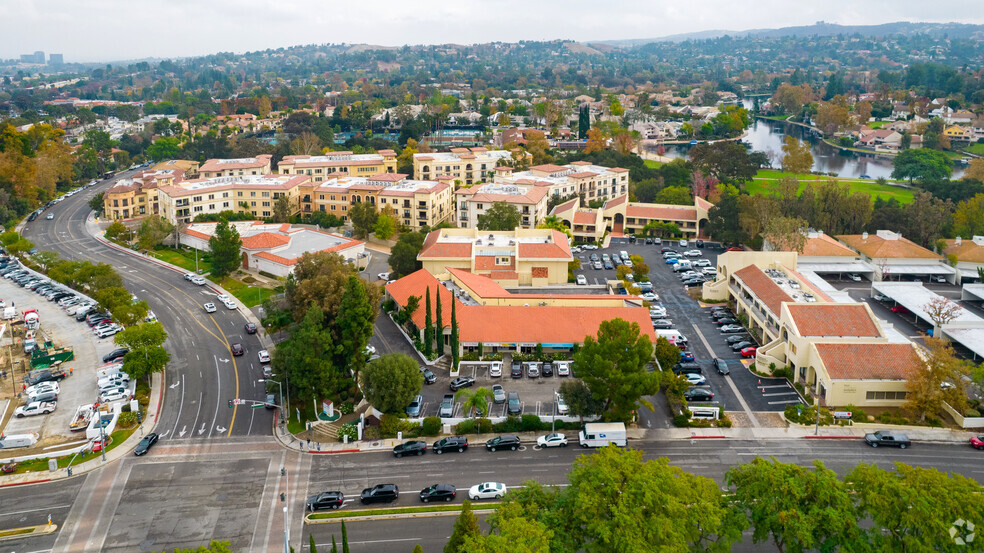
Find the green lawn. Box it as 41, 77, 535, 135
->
866, 121, 887, 129
963, 143, 984, 156
151, 247, 212, 274
210, 276, 281, 308
644, 159, 663, 169
747, 170, 915, 204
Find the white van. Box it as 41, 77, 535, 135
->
579, 423, 626, 447
0, 432, 39, 449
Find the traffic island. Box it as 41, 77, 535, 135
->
306, 503, 500, 524
0, 523, 58, 542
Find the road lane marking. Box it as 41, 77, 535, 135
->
0, 504, 72, 517
691, 322, 760, 428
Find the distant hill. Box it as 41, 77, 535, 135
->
598, 21, 984, 48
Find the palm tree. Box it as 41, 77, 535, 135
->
456, 387, 494, 419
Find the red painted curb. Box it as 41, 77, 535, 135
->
803, 435, 858, 440
0, 478, 52, 488
308, 449, 361, 454
687, 435, 727, 439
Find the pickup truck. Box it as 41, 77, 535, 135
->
15, 401, 56, 418
864, 430, 911, 449
24, 368, 67, 386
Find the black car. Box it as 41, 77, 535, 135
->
726, 335, 750, 344
716, 318, 738, 326
25, 370, 66, 386
684, 388, 715, 402
432, 436, 468, 454
710, 307, 731, 315
541, 362, 553, 377
393, 440, 427, 457
307, 491, 344, 511
134, 433, 159, 456
672, 362, 703, 375
265, 392, 277, 409
714, 358, 730, 375
696, 239, 704, 247
683, 278, 704, 287
731, 341, 754, 352
360, 484, 399, 504
244, 322, 257, 334
485, 435, 521, 452
27, 211, 38, 222
419, 484, 456, 503
421, 368, 437, 384
449, 376, 475, 391
510, 363, 523, 378
103, 348, 129, 363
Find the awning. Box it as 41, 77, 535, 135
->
798, 262, 872, 273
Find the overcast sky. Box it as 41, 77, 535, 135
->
5, 0, 984, 63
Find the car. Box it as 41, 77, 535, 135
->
265, 393, 277, 409
184, 272, 195, 281
556, 394, 569, 415
262, 365, 273, 378
134, 433, 159, 456
24, 369, 66, 386
95, 324, 123, 338
590, 253, 599, 261
970, 436, 984, 450
684, 388, 715, 402
244, 322, 258, 334
847, 273, 862, 282
486, 435, 521, 451
393, 440, 427, 457
680, 351, 695, 362
26, 381, 60, 396
864, 430, 911, 449
740, 346, 758, 358
449, 376, 475, 391
222, 299, 237, 310
97, 374, 130, 389
683, 278, 705, 287
231, 343, 245, 356
693, 259, 711, 267
216, 294, 232, 303
649, 306, 667, 318
378, 272, 392, 281
14, 401, 56, 417
622, 259, 633, 268
360, 484, 399, 504
46, 213, 54, 220
510, 363, 523, 378
432, 436, 468, 454
684, 249, 701, 257
725, 246, 744, 252
721, 324, 745, 333
715, 317, 738, 326
405, 395, 423, 417
421, 367, 437, 384
714, 358, 730, 375
489, 362, 502, 378
593, 261, 603, 270
439, 394, 455, 417
203, 302, 217, 313
541, 362, 553, 377
576, 274, 587, 285
652, 319, 673, 329
725, 335, 749, 344
872, 293, 891, 302
468, 481, 507, 500
891, 305, 911, 314
419, 483, 456, 503
191, 276, 206, 286
684, 373, 707, 386
641, 292, 658, 302
526, 363, 540, 378
86, 315, 111, 327
100, 388, 131, 403
665, 257, 679, 264
507, 392, 521, 415
492, 384, 506, 404
307, 491, 345, 511
537, 432, 568, 448
258, 350, 271, 363
731, 341, 754, 352
554, 361, 570, 377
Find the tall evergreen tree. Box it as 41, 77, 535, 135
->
208, 220, 243, 278
309, 533, 318, 553
445, 501, 481, 553
341, 520, 350, 553
450, 298, 459, 370
333, 275, 376, 378
424, 288, 433, 357
578, 105, 590, 139
330, 536, 337, 553
435, 287, 443, 355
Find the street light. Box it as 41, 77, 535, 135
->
259, 379, 285, 424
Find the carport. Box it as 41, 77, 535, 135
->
877, 264, 956, 283
961, 283, 984, 303
872, 282, 984, 358
797, 261, 874, 280
940, 326, 984, 361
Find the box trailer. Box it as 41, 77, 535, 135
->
578, 422, 627, 448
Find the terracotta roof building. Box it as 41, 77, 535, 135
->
837, 230, 953, 283
199, 155, 272, 178
493, 163, 630, 205
103, 169, 186, 221
943, 236, 984, 283
455, 182, 550, 229
278, 151, 398, 181
158, 174, 310, 225
412, 148, 519, 184
550, 193, 712, 243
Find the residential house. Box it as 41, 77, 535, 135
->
198, 155, 272, 178
455, 182, 550, 230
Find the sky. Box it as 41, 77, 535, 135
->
4, 0, 984, 63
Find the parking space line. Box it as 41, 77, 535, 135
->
762, 392, 798, 397
767, 399, 803, 405
691, 322, 760, 428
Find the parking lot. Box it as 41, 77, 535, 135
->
1, 261, 133, 445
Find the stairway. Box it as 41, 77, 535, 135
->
308, 403, 370, 443
431, 355, 452, 375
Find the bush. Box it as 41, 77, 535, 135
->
338, 401, 355, 415
455, 419, 477, 434
363, 426, 381, 440
520, 414, 544, 432
493, 416, 522, 433
876, 411, 910, 426
117, 411, 139, 427
421, 416, 442, 436
337, 424, 358, 442
382, 298, 396, 313
844, 404, 868, 422
673, 413, 691, 427
461, 352, 480, 361
380, 414, 416, 438
481, 353, 503, 361
476, 417, 493, 433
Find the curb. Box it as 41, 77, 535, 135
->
687, 435, 727, 439
306, 508, 497, 524
307, 449, 361, 454
802, 435, 859, 440
0, 478, 51, 488
0, 523, 58, 542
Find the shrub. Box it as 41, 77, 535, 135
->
876, 411, 909, 425
481, 353, 502, 361
476, 417, 493, 434
455, 419, 477, 434
461, 352, 480, 361
258, 270, 279, 280
338, 401, 355, 415
382, 298, 396, 313
520, 414, 543, 432
380, 414, 413, 438
494, 416, 522, 433
672, 413, 691, 427
117, 411, 139, 427
363, 426, 381, 440
717, 417, 733, 428
966, 409, 981, 418
337, 424, 358, 442
844, 404, 868, 422
421, 416, 442, 436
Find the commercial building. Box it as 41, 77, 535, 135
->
103, 168, 186, 221
412, 148, 518, 184
837, 230, 953, 283
493, 162, 630, 204
549, 194, 712, 243
198, 155, 272, 179
943, 236, 984, 284
299, 174, 455, 231
418, 228, 573, 286
278, 151, 398, 182
455, 182, 550, 229
179, 221, 364, 277
786, 230, 871, 279
703, 251, 922, 408
158, 174, 309, 225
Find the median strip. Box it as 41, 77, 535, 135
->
306, 503, 500, 523
0, 524, 58, 542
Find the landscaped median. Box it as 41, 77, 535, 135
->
305, 503, 500, 524
0, 523, 57, 542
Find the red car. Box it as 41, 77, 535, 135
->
971, 436, 984, 450
725, 246, 744, 252
740, 346, 757, 358
231, 343, 245, 356
890, 305, 911, 314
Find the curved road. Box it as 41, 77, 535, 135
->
21, 173, 274, 440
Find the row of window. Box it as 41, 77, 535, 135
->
865, 391, 908, 400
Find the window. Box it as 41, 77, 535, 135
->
866, 391, 908, 400
262, 211, 270, 217
330, 195, 335, 201
222, 202, 229, 208
262, 192, 269, 198
342, 205, 347, 211
250, 192, 256, 197
496, 257, 510, 265
262, 201, 270, 207
250, 201, 256, 207
330, 205, 336, 211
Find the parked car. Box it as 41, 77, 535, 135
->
492, 384, 506, 404
740, 346, 758, 358
715, 318, 738, 326
405, 395, 423, 417
257, 350, 271, 363
489, 362, 502, 378
969, 436, 984, 450
684, 373, 707, 386
103, 348, 129, 363
537, 433, 568, 448
556, 394, 569, 415
421, 367, 437, 384
507, 392, 521, 415
14, 401, 56, 417
360, 484, 399, 504
191, 276, 206, 286
307, 491, 344, 511
510, 363, 523, 378
134, 433, 159, 456
26, 382, 59, 397
847, 273, 862, 282
526, 362, 540, 378
432, 436, 468, 454
449, 376, 475, 391
393, 440, 427, 457
576, 274, 587, 285
684, 388, 714, 402
864, 430, 911, 448
419, 484, 456, 503
726, 335, 750, 344
891, 305, 911, 314
100, 388, 131, 403
721, 325, 745, 333
541, 362, 553, 377
652, 319, 673, 329
468, 481, 507, 500
680, 351, 695, 362
731, 341, 754, 352
439, 394, 455, 417
95, 324, 123, 338
485, 435, 521, 452
555, 361, 571, 376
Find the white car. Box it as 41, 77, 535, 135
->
468, 481, 507, 500
847, 273, 862, 282
15, 401, 56, 417
222, 299, 237, 310
537, 433, 569, 448
191, 276, 206, 286
378, 272, 391, 281
95, 324, 123, 338
641, 292, 658, 302
203, 302, 217, 313
555, 394, 569, 415
364, 345, 376, 357
97, 373, 130, 389
27, 382, 60, 397
649, 306, 667, 318
183, 272, 196, 281
684, 373, 707, 386
258, 350, 271, 363
684, 249, 702, 257
100, 388, 131, 403
215, 294, 231, 303
623, 259, 634, 268
872, 293, 891, 302
576, 274, 587, 285
693, 259, 711, 267
555, 361, 570, 376
489, 362, 502, 378
702, 267, 717, 276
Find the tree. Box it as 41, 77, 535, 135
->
114, 322, 170, 382
687, 141, 757, 185
271, 195, 291, 223
309, 533, 318, 553
208, 220, 242, 278
847, 462, 984, 553
435, 288, 443, 354
477, 202, 521, 231
924, 297, 963, 333
572, 318, 657, 421
762, 216, 808, 253
445, 501, 482, 553
348, 201, 378, 239
902, 191, 952, 248
780, 136, 813, 175
652, 336, 681, 372
373, 210, 396, 240
389, 231, 424, 277
524, 130, 552, 165
146, 136, 181, 161
905, 335, 969, 422
951, 193, 984, 239
333, 275, 377, 376
651, 185, 691, 205
558, 380, 600, 423
341, 519, 350, 553
706, 185, 748, 246
536, 215, 571, 238
456, 387, 494, 418
287, 251, 380, 324
272, 305, 340, 403
583, 127, 606, 154
964, 158, 984, 183
727, 458, 862, 553
578, 106, 590, 139
105, 221, 132, 244
137, 216, 175, 250
891, 148, 953, 183
450, 298, 459, 370
89, 192, 105, 215
361, 354, 423, 414
32, 250, 59, 272
424, 288, 433, 357
628, 255, 649, 281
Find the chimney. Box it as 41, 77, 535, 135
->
956, 236, 962, 245
862, 231, 868, 240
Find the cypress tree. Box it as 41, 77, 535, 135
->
450, 299, 459, 370
435, 287, 443, 355
423, 287, 433, 357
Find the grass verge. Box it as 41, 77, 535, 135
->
0, 527, 36, 538
308, 502, 499, 520
209, 276, 281, 308
151, 247, 212, 274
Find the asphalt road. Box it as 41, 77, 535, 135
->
20, 173, 274, 441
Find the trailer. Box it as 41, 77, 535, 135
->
70, 404, 96, 432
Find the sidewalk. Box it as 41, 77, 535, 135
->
647, 421, 975, 443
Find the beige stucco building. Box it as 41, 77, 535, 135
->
103, 168, 185, 221
550, 194, 713, 243
278, 150, 398, 181
198, 155, 272, 179
455, 182, 550, 230
412, 148, 518, 184
493, 162, 630, 205
158, 174, 309, 225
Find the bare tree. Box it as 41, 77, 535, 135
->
924, 296, 963, 336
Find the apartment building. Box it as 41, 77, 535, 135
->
278, 150, 398, 181
198, 155, 272, 178
412, 148, 518, 184
455, 182, 550, 229
299, 173, 454, 231
103, 168, 185, 221
158, 174, 309, 225
493, 161, 629, 204
549, 194, 712, 243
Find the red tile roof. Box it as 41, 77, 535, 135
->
518, 240, 571, 260
419, 232, 473, 258
625, 205, 698, 222
573, 211, 596, 225
530, 164, 569, 173
786, 304, 881, 337
531, 267, 548, 278
475, 256, 514, 271
802, 233, 857, 257
241, 232, 290, 249
604, 195, 628, 209
837, 233, 940, 260
448, 268, 508, 297
734, 266, 794, 314
815, 343, 919, 380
